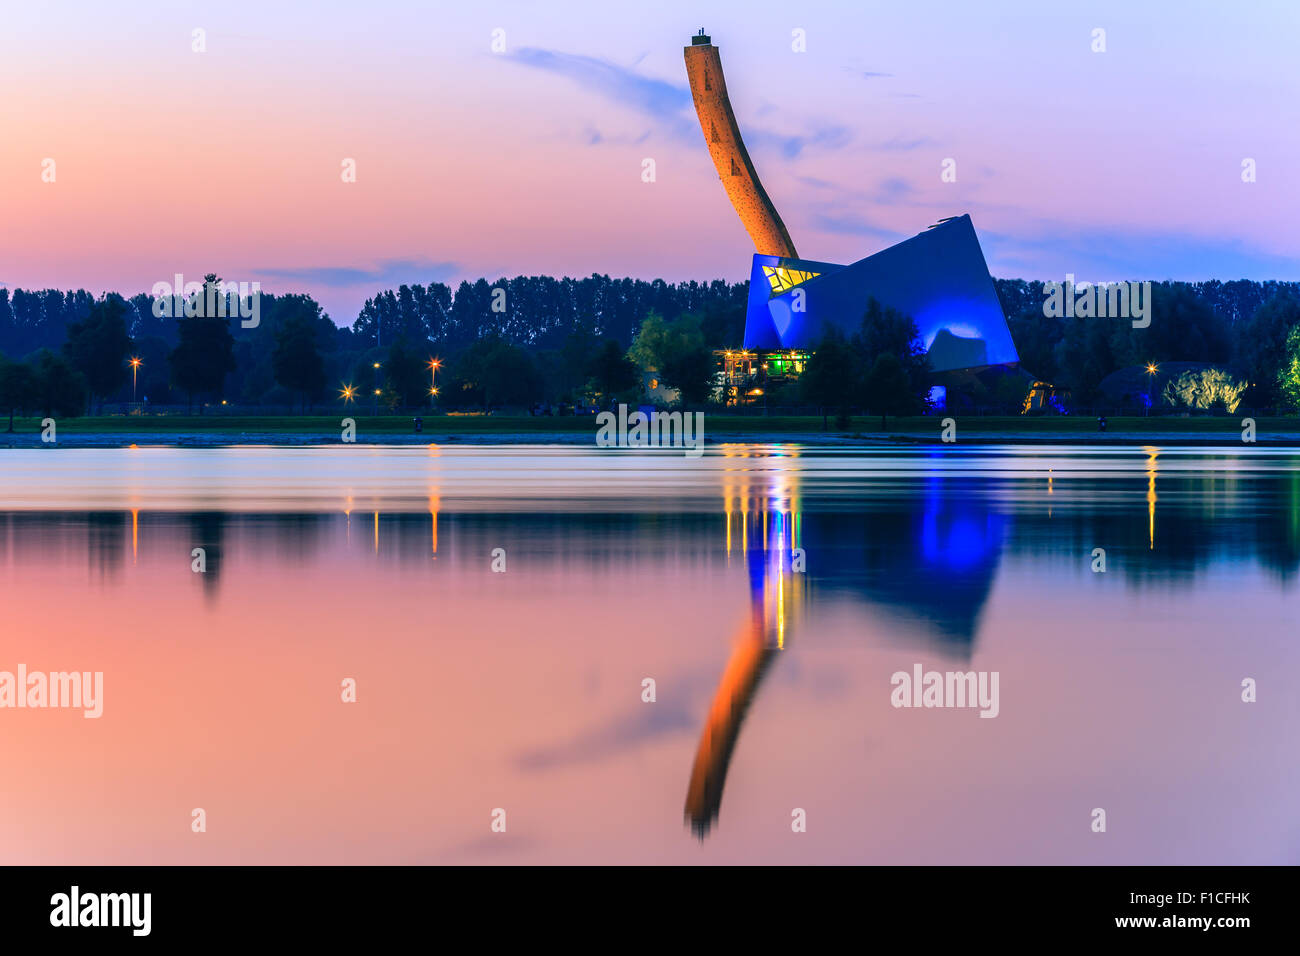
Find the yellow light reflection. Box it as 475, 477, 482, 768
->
1144, 447, 1159, 549
429, 494, 439, 555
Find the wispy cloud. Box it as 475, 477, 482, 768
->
876, 177, 915, 204
809, 213, 905, 242
796, 175, 837, 190
504, 46, 852, 159
982, 224, 1300, 282
861, 70, 894, 79
507, 47, 692, 126
877, 135, 936, 151
253, 259, 458, 288
748, 123, 852, 159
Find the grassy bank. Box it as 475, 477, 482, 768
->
2, 413, 1298, 439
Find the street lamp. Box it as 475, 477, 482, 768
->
372, 362, 381, 415
340, 384, 356, 404
1145, 362, 1158, 416
129, 357, 142, 406
427, 358, 441, 408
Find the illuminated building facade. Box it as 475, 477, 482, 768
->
713, 348, 810, 406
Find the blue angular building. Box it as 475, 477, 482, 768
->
685, 32, 1020, 392
742, 215, 1019, 373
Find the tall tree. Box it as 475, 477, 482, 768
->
1277, 326, 1300, 412
32, 349, 87, 418
169, 276, 236, 413
272, 307, 328, 412
383, 339, 427, 408
660, 346, 715, 407
854, 298, 930, 397
448, 336, 541, 410
588, 338, 640, 403
63, 294, 133, 411
1236, 293, 1300, 408
0, 357, 39, 431
800, 329, 858, 429
860, 352, 915, 429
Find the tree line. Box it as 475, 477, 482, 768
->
3, 273, 1300, 424
0, 273, 749, 421
999, 280, 1300, 410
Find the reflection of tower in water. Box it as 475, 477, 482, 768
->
684, 451, 804, 838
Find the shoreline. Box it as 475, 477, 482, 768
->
4, 430, 1300, 449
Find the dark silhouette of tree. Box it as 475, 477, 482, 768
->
588, 338, 640, 403
169, 276, 236, 413
1236, 292, 1300, 408
854, 298, 930, 400
861, 352, 914, 429
272, 299, 329, 412
33, 349, 87, 418
800, 329, 857, 429
661, 346, 715, 406
63, 294, 133, 412
0, 356, 38, 431
448, 336, 542, 410
383, 340, 426, 408
1145, 283, 1230, 365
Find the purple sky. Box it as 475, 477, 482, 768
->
4, 0, 1298, 324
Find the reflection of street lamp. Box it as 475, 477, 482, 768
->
129, 357, 141, 404
1145, 362, 1158, 416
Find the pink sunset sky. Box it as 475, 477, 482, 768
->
3, 0, 1298, 325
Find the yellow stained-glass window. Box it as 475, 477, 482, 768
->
762, 266, 820, 295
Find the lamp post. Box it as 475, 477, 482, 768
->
1145, 362, 1158, 416
372, 362, 381, 415
129, 357, 142, 407
427, 358, 441, 408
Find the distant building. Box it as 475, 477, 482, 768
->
713, 348, 809, 406
642, 370, 680, 405
684, 32, 1021, 387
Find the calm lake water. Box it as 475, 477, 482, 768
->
1, 444, 1296, 864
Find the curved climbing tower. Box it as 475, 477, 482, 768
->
684, 31, 798, 258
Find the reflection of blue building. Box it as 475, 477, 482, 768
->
743, 215, 1019, 373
